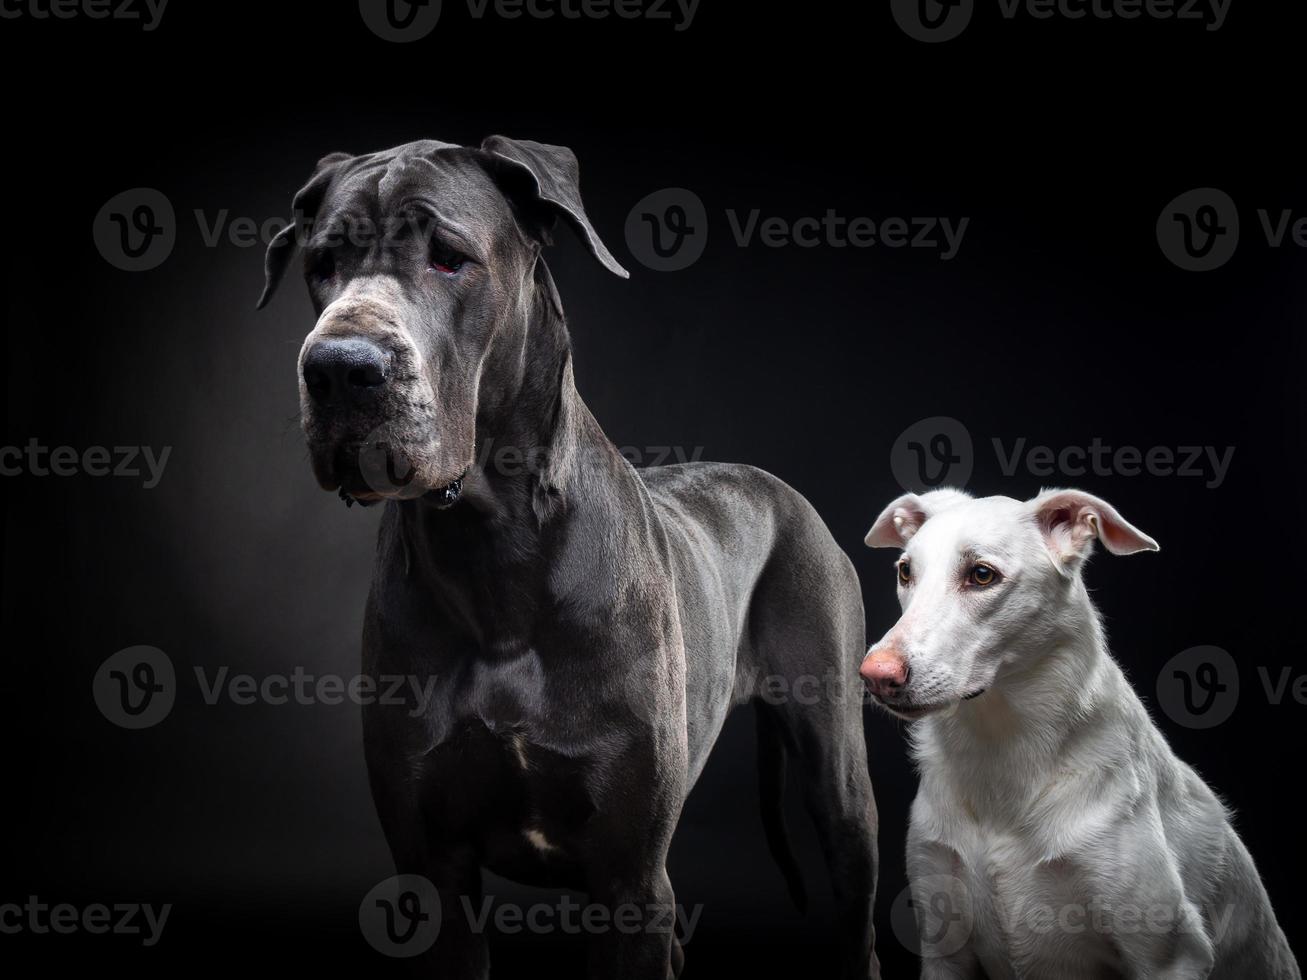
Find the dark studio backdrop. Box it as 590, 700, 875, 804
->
2, 1, 1305, 976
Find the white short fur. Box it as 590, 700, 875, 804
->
864, 488, 1299, 979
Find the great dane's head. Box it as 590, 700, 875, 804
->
258, 137, 627, 505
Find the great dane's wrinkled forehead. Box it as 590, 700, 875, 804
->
310, 148, 522, 289
257, 136, 629, 309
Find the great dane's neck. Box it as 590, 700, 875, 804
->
386, 260, 638, 657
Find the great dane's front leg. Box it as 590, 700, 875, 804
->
584, 859, 680, 980
583, 696, 688, 980
419, 855, 490, 979
378, 818, 489, 976
367, 754, 490, 978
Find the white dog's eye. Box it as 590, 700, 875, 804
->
897, 560, 912, 585
968, 564, 1000, 587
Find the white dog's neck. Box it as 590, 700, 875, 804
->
912, 585, 1122, 820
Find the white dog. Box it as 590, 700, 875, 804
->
861, 488, 1299, 979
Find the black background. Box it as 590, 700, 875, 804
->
3, 0, 1305, 976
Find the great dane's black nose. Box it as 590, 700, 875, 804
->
302, 337, 389, 405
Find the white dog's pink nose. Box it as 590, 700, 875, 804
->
860, 648, 909, 699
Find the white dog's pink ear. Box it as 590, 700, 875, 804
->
1031, 489, 1159, 566
865, 489, 971, 548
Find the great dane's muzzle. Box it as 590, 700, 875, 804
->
297, 289, 461, 508
300, 334, 450, 507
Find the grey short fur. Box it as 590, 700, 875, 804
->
260, 136, 881, 978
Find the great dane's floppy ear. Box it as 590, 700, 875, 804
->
865, 489, 972, 548
1029, 488, 1159, 570
480, 135, 630, 279
256, 151, 353, 309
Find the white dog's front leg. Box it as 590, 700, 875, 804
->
1121, 902, 1214, 980
1098, 816, 1216, 980
908, 838, 985, 980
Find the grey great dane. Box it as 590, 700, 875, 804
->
258, 136, 881, 978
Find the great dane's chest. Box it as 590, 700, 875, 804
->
367, 518, 687, 884
390, 647, 628, 884
414, 715, 596, 886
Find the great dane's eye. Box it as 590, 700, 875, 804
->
968, 564, 1000, 588
309, 250, 336, 282
897, 561, 911, 585
429, 242, 467, 275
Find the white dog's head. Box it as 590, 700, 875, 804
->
860, 488, 1158, 721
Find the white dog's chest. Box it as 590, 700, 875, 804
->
915, 800, 1128, 979
964, 839, 1124, 978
